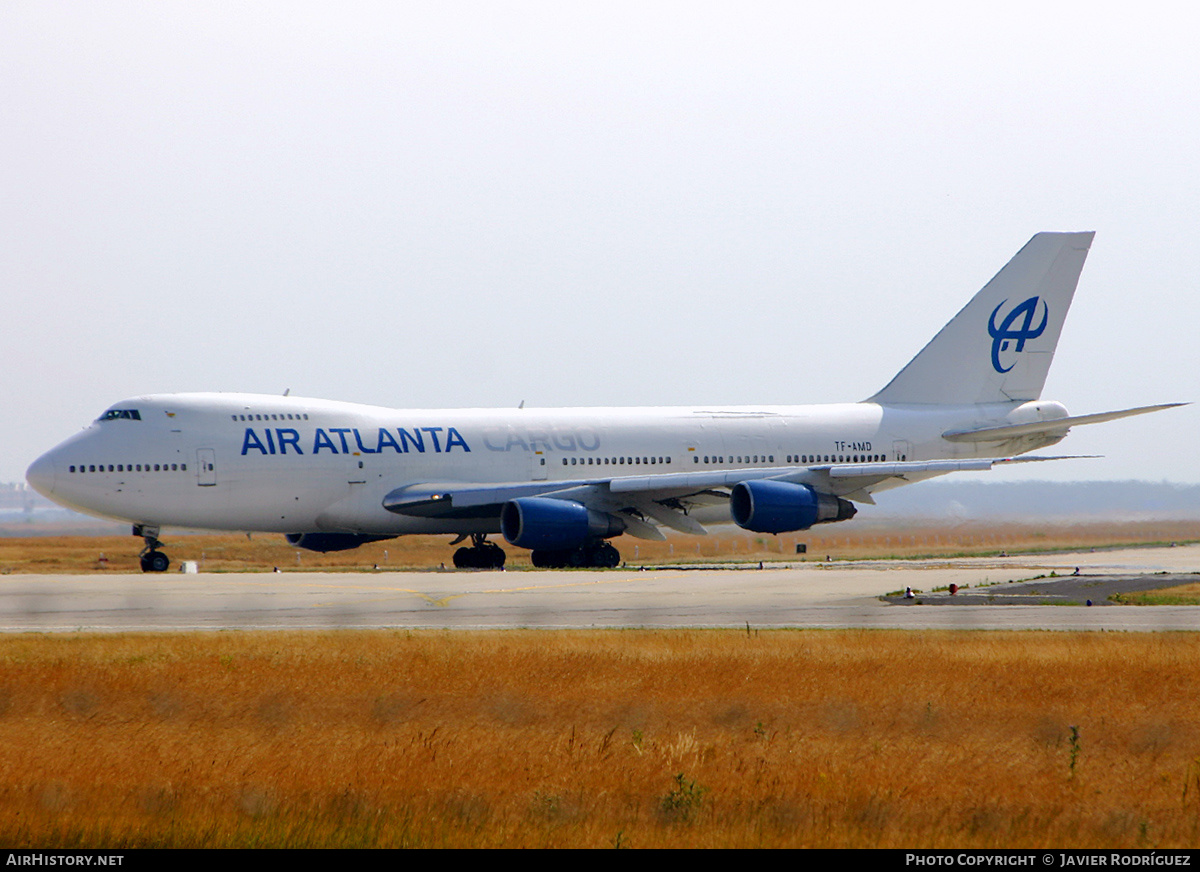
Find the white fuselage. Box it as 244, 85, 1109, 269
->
25, 392, 1064, 536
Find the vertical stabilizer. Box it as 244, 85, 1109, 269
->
868, 232, 1095, 406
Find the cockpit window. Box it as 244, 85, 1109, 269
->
97, 409, 141, 422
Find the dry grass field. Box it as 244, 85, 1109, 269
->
2, 629, 1200, 848
3, 523, 1198, 847
3, 519, 1199, 574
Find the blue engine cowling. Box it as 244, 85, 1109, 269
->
729, 480, 856, 534
500, 498, 624, 551
285, 533, 396, 553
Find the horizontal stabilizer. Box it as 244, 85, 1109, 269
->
941, 403, 1186, 443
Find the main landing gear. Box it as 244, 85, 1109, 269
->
452, 534, 507, 569
530, 540, 620, 569
134, 524, 170, 573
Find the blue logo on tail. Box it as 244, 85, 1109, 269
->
988, 296, 1048, 373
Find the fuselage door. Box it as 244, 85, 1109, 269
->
532, 450, 548, 481
197, 449, 217, 486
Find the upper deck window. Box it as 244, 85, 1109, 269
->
97, 409, 141, 422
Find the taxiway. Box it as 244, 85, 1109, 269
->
0, 544, 1197, 632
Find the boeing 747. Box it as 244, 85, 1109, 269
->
26, 232, 1182, 571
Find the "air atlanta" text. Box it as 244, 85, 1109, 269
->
241, 427, 471, 456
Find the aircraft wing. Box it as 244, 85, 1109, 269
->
382, 455, 1070, 539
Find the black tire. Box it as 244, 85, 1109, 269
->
453, 547, 475, 569
594, 542, 620, 568
144, 551, 170, 573
484, 542, 506, 569
531, 549, 568, 569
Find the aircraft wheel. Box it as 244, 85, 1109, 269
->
531, 549, 567, 569
594, 542, 620, 568
142, 551, 170, 573
454, 544, 507, 569
484, 542, 506, 569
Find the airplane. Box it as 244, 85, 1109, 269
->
25, 232, 1183, 572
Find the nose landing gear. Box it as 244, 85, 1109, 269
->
134, 524, 171, 573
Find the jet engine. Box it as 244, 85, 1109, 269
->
500, 498, 624, 551
285, 533, 396, 552
729, 480, 856, 534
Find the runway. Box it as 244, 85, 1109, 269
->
2, 543, 1198, 632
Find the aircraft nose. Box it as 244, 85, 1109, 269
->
26, 451, 58, 498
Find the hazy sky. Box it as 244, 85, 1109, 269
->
3, 2, 1197, 486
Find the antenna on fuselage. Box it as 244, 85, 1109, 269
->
283, 388, 290, 397
518, 400, 525, 409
